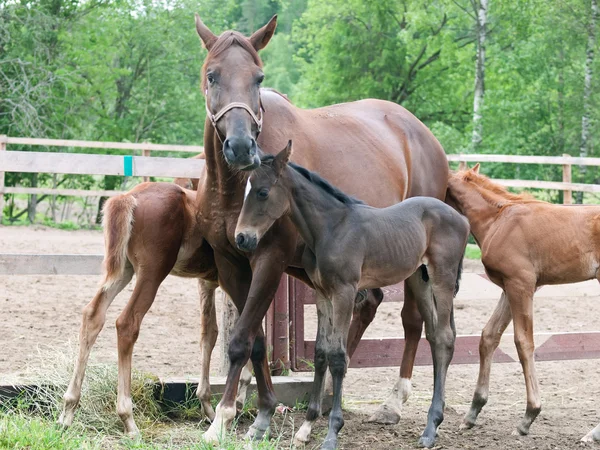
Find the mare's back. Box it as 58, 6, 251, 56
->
258, 89, 448, 208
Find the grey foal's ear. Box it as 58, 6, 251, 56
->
274, 140, 292, 177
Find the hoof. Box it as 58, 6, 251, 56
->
320, 438, 337, 450
202, 403, 216, 423
459, 419, 475, 431
124, 429, 141, 440
245, 425, 269, 441
367, 405, 401, 425
512, 426, 529, 437
202, 426, 221, 444
418, 435, 436, 448
581, 431, 599, 443
57, 411, 73, 428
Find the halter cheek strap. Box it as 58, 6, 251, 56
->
205, 92, 264, 143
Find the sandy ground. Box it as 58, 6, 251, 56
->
1, 225, 599, 449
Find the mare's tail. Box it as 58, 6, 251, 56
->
101, 193, 137, 290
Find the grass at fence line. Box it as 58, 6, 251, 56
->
464, 243, 481, 260
0, 342, 301, 449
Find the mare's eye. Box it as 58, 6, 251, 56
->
207, 73, 215, 85
257, 74, 265, 85
257, 188, 269, 200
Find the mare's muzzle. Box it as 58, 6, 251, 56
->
223, 137, 260, 170
235, 232, 258, 252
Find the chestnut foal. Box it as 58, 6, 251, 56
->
446, 164, 600, 442
235, 143, 469, 449
59, 179, 252, 435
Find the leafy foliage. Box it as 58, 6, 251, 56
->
1, 0, 600, 221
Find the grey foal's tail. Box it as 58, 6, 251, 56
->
454, 257, 464, 297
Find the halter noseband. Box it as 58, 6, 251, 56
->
205, 93, 263, 142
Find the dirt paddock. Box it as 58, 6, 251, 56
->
1, 225, 599, 449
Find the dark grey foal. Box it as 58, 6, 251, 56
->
235, 142, 469, 449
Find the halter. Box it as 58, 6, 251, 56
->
205, 91, 264, 143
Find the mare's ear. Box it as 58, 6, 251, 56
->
274, 140, 293, 177
250, 15, 277, 51
195, 14, 218, 50
471, 163, 480, 174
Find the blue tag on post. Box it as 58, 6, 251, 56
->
123, 155, 133, 176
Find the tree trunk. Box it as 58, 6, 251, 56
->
577, 0, 598, 204
558, 46, 565, 155
472, 0, 488, 151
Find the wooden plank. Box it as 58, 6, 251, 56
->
493, 178, 600, 193
0, 151, 204, 178
295, 332, 600, 370
301, 283, 404, 305
563, 154, 572, 204
4, 187, 124, 197
534, 332, 600, 361
269, 276, 290, 374
447, 153, 600, 166
0, 135, 5, 223
297, 336, 513, 370
0, 376, 312, 409
0, 254, 103, 275
290, 278, 308, 371
5, 136, 202, 153
158, 376, 312, 407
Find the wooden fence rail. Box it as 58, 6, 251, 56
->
2, 136, 600, 223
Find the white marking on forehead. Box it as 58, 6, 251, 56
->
244, 178, 252, 200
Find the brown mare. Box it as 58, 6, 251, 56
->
235, 143, 469, 448
193, 14, 449, 444
446, 164, 600, 442
59, 164, 253, 435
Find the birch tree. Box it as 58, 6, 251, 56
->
577, 0, 598, 203
471, 0, 488, 150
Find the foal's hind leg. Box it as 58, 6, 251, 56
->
59, 267, 133, 427
115, 268, 169, 437
505, 279, 540, 436
582, 422, 600, 442
461, 292, 512, 430
368, 274, 423, 425
196, 278, 219, 421
414, 265, 458, 448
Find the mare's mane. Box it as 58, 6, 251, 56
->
261, 155, 364, 205
458, 170, 540, 207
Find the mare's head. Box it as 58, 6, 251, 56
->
196, 14, 277, 170
235, 141, 293, 252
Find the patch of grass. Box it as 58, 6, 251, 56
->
6, 342, 163, 436
2, 343, 303, 449
464, 243, 481, 260
0, 414, 102, 449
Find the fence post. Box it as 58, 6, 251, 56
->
0, 135, 6, 223
266, 276, 290, 375
562, 154, 572, 204
142, 148, 151, 182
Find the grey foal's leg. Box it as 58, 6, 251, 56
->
294, 292, 332, 446
410, 265, 457, 448
321, 286, 355, 450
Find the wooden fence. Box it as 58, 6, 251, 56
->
2, 137, 600, 373
0, 135, 204, 222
